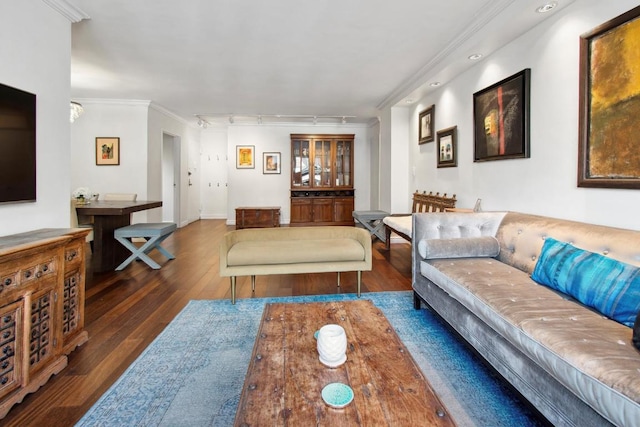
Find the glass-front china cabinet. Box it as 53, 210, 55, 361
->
290, 134, 354, 226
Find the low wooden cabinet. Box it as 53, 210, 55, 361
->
290, 133, 355, 226
290, 194, 354, 226
235, 207, 281, 229
0, 228, 89, 418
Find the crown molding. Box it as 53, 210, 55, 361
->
72, 98, 151, 107
42, 0, 90, 23
376, 0, 517, 110
149, 102, 190, 126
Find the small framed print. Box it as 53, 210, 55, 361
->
263, 152, 281, 174
437, 126, 457, 168
418, 105, 435, 144
96, 137, 120, 165
236, 145, 255, 169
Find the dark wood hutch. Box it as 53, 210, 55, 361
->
290, 134, 355, 226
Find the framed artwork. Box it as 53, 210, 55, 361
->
236, 145, 255, 169
473, 69, 530, 162
578, 6, 640, 189
437, 126, 457, 168
96, 137, 120, 165
263, 152, 281, 174
418, 105, 435, 144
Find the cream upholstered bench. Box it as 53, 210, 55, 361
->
220, 226, 372, 304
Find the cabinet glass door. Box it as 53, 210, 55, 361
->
314, 140, 332, 187
292, 139, 311, 187
335, 140, 352, 187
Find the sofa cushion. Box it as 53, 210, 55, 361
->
531, 237, 640, 327
418, 236, 500, 260
227, 238, 365, 266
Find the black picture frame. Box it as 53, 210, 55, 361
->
473, 69, 530, 162
418, 105, 435, 144
263, 152, 281, 174
437, 126, 457, 168
577, 6, 640, 189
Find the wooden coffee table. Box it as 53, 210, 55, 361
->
234, 299, 456, 426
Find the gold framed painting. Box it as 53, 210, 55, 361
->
236, 145, 255, 169
578, 6, 640, 188
96, 137, 120, 165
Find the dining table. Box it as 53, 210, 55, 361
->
75, 200, 163, 273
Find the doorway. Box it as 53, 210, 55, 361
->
162, 132, 181, 223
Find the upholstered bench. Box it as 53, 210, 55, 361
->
114, 222, 177, 271
219, 226, 372, 304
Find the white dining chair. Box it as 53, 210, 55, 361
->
70, 199, 94, 251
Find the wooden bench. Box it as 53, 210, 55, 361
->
219, 226, 372, 304
383, 191, 457, 249
114, 222, 177, 270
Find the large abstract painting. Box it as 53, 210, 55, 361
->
578, 6, 640, 188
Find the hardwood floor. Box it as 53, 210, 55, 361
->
2, 219, 412, 426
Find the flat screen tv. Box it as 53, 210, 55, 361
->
0, 82, 36, 204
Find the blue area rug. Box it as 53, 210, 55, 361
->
76, 291, 544, 426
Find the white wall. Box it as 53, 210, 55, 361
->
148, 105, 201, 226
401, 0, 640, 230
70, 101, 201, 227
200, 128, 229, 219
70, 100, 151, 224
223, 124, 372, 224
0, 2, 72, 236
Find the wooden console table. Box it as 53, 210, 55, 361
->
0, 228, 89, 418
235, 207, 280, 229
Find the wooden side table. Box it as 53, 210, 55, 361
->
235, 207, 281, 229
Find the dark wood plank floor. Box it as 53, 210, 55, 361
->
2, 219, 412, 426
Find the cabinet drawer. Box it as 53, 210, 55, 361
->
64, 244, 83, 270
0, 301, 22, 400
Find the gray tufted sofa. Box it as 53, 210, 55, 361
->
412, 211, 640, 427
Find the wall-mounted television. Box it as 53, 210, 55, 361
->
0, 83, 36, 204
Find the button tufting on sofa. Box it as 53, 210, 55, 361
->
412, 210, 640, 426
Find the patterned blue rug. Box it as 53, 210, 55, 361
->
76, 291, 545, 426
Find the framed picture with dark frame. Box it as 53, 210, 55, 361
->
473, 69, 530, 162
578, 6, 640, 189
263, 152, 281, 174
96, 137, 120, 165
236, 145, 255, 169
418, 105, 435, 144
437, 126, 457, 168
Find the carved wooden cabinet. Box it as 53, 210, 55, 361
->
290, 134, 355, 226
0, 228, 89, 418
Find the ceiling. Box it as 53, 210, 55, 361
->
66, 0, 571, 126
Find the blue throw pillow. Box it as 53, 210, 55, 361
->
531, 237, 640, 327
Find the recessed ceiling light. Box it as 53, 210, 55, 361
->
406, 99, 414, 104
468, 53, 483, 60
536, 1, 557, 13
429, 82, 441, 87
